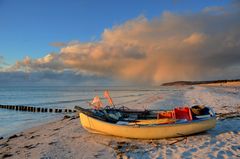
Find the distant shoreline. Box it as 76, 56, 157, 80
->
161, 79, 240, 86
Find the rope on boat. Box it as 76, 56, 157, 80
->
0, 104, 76, 113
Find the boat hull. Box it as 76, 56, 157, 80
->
79, 113, 216, 139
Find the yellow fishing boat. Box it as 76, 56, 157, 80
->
75, 105, 216, 139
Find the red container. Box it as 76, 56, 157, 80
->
173, 107, 192, 121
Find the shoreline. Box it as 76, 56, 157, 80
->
199, 81, 240, 87
0, 110, 63, 138
162, 80, 240, 87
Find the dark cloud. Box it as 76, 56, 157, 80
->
0, 70, 114, 86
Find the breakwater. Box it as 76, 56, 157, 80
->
0, 104, 76, 113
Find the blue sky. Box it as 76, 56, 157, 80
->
0, 0, 230, 64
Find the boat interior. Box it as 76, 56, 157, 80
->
75, 105, 215, 125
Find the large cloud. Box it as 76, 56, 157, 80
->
6, 3, 240, 84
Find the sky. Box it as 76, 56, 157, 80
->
0, 0, 240, 86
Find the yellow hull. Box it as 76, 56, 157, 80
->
79, 113, 216, 139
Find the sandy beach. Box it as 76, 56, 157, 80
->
0, 85, 240, 159
1, 0, 240, 158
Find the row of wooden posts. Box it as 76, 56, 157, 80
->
0, 104, 76, 113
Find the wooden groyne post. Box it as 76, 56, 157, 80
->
0, 104, 76, 113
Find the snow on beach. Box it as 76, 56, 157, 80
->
0, 85, 239, 159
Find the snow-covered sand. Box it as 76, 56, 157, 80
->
0, 85, 239, 159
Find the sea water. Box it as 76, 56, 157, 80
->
0, 86, 181, 137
